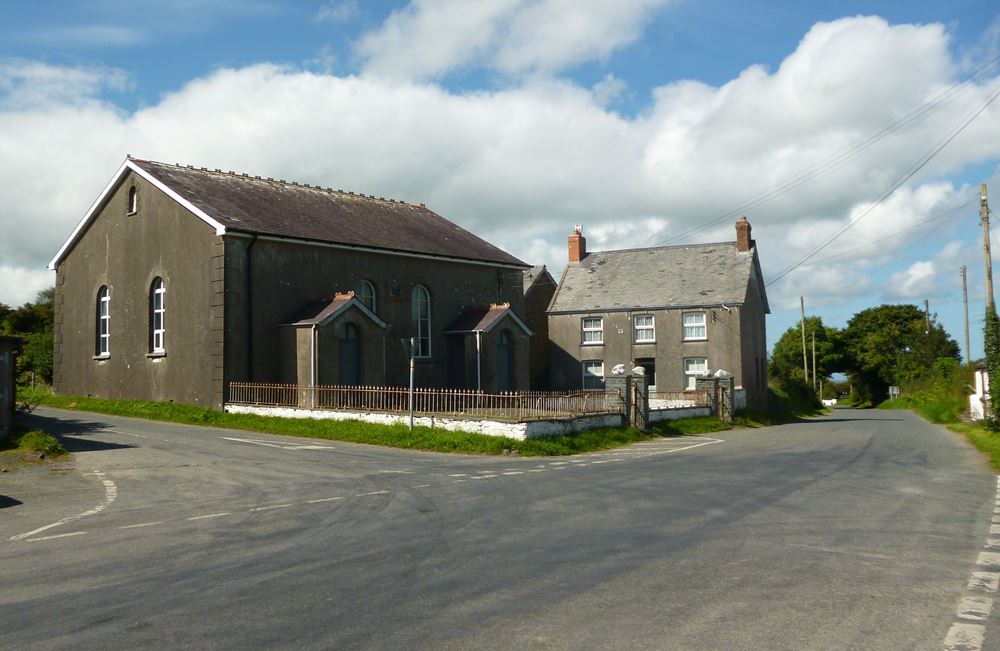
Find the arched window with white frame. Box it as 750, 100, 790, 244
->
96, 286, 110, 356
357, 279, 376, 313
127, 185, 138, 215
150, 277, 166, 353
411, 285, 431, 358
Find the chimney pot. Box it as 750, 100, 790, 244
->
736, 216, 753, 252
568, 226, 587, 262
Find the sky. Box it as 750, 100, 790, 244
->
3, 0, 1000, 360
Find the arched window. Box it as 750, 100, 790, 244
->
411, 285, 431, 358
127, 185, 138, 215
96, 286, 110, 356
357, 279, 376, 313
150, 278, 165, 352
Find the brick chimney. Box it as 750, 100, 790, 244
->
568, 225, 587, 262
735, 216, 753, 252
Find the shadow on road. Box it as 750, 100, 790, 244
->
0, 495, 24, 509
18, 413, 135, 454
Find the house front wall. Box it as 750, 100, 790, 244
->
547, 306, 746, 394
53, 170, 224, 408
223, 236, 528, 391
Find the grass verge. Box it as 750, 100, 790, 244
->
654, 416, 731, 436
1, 425, 69, 471
21, 388, 672, 456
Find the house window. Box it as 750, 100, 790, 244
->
582, 360, 605, 390
634, 314, 655, 343
96, 286, 110, 356
582, 317, 603, 344
127, 185, 138, 215
357, 279, 376, 313
150, 278, 166, 353
683, 312, 707, 340
412, 284, 431, 358
684, 357, 708, 390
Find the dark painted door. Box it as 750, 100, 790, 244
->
339, 323, 362, 385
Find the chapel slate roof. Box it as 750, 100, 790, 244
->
443, 304, 533, 335
548, 242, 766, 313
130, 159, 526, 268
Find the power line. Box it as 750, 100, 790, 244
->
765, 83, 1000, 287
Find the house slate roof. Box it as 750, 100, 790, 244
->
548, 242, 768, 314
123, 159, 526, 268
522, 264, 553, 294
443, 304, 533, 336
282, 292, 387, 329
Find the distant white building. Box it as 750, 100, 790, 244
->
970, 363, 990, 420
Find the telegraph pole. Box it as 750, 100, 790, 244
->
811, 331, 817, 390
800, 296, 808, 382
924, 299, 930, 335
983, 183, 995, 312
962, 265, 971, 365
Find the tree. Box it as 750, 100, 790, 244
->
769, 316, 844, 386
1, 287, 55, 384
841, 304, 960, 403
984, 307, 1000, 416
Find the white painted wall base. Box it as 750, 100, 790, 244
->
648, 406, 712, 423
225, 404, 627, 440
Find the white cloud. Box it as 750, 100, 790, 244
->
591, 74, 627, 107
0, 267, 54, 308
19, 24, 146, 48
2, 15, 1000, 321
357, 0, 671, 79
315, 0, 359, 23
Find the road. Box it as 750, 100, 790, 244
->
1, 407, 996, 650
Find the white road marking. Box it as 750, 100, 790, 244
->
102, 429, 149, 439
187, 512, 231, 520
502, 471, 524, 475
410, 484, 431, 489
250, 504, 293, 512
9, 470, 118, 542
991, 515, 1000, 524
117, 521, 163, 530
590, 460, 611, 464
968, 572, 1000, 593
958, 596, 994, 621
306, 497, 343, 504
452, 479, 467, 483
634, 437, 724, 458
220, 436, 335, 451
977, 552, 1000, 567
528, 469, 545, 472
379, 470, 413, 474
28, 531, 88, 542
944, 623, 985, 651
448, 474, 468, 477
986, 539, 1000, 550
549, 462, 569, 466
989, 524, 1000, 535
359, 490, 389, 496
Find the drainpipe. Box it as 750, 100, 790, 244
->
310, 323, 318, 408
476, 331, 482, 392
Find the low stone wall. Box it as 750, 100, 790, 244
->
225, 404, 623, 440
648, 406, 712, 423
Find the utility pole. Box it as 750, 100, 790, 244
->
924, 299, 930, 335
962, 265, 971, 365
983, 183, 995, 312
800, 296, 808, 383
811, 331, 817, 391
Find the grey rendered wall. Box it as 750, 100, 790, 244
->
223, 236, 527, 391
524, 279, 555, 389
547, 307, 746, 392
53, 170, 224, 408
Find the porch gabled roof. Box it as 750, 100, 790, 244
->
282, 292, 387, 329
443, 304, 533, 336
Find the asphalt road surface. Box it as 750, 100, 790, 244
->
2, 407, 997, 650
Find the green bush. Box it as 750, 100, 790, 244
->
4, 427, 67, 457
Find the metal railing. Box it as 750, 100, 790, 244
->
228, 382, 624, 420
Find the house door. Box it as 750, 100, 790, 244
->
446, 335, 466, 388
338, 323, 362, 385
496, 330, 515, 391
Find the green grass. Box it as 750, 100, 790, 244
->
878, 392, 967, 424
23, 388, 665, 456
653, 416, 731, 436
2, 426, 68, 457
947, 422, 1000, 473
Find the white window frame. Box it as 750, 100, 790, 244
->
151, 278, 166, 353
634, 314, 655, 343
358, 279, 376, 313
412, 284, 431, 358
684, 357, 708, 391
97, 286, 110, 356
127, 185, 138, 215
582, 360, 605, 390
581, 317, 603, 345
683, 311, 707, 341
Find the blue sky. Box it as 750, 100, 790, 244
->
3, 0, 1000, 362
